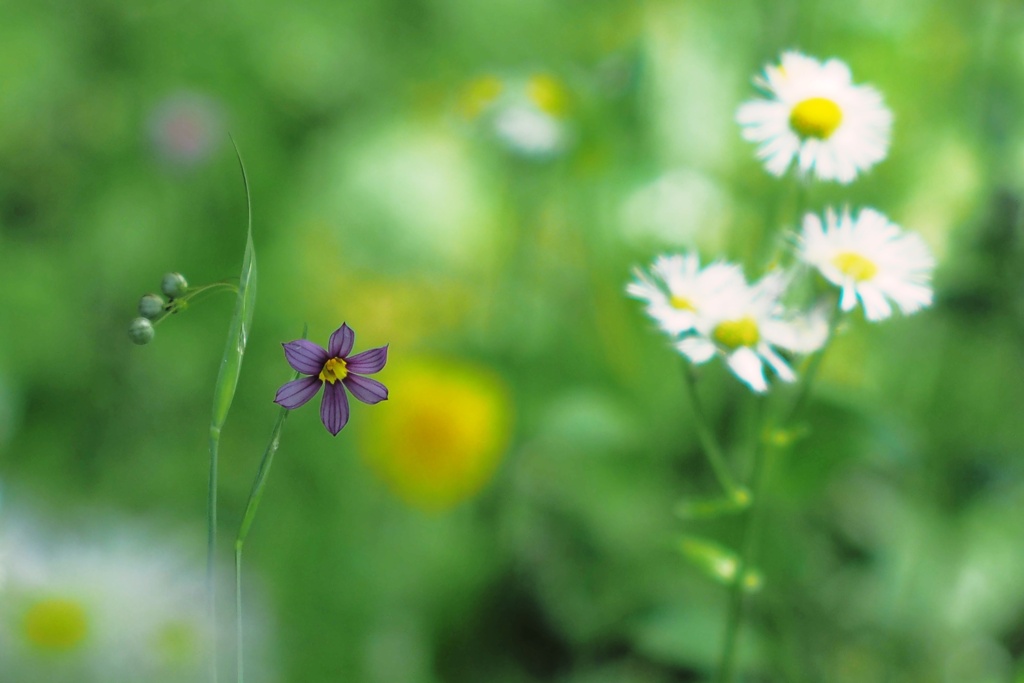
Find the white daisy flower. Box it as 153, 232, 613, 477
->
737, 51, 892, 184
676, 272, 822, 393
0, 514, 275, 683
493, 104, 565, 157
800, 207, 935, 321
627, 254, 747, 337
458, 72, 572, 159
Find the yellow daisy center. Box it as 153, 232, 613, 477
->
458, 75, 504, 119
832, 251, 878, 281
23, 597, 89, 652
669, 294, 696, 311
789, 97, 843, 139
713, 316, 760, 349
319, 357, 348, 384
527, 74, 569, 117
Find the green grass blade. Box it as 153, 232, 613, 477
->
208, 141, 257, 683
212, 144, 257, 431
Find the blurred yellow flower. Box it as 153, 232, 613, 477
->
526, 73, 570, 118
458, 75, 504, 119
361, 358, 512, 511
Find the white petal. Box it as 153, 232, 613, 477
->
858, 285, 893, 321
758, 343, 796, 383
761, 308, 830, 354
677, 337, 716, 364
726, 347, 768, 393
840, 283, 859, 311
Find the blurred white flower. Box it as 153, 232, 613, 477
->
493, 105, 565, 157
458, 72, 572, 159
737, 52, 891, 183
675, 272, 823, 393
0, 516, 243, 682
619, 169, 733, 252
800, 207, 935, 321
627, 254, 746, 337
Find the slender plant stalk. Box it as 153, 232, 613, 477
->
786, 307, 842, 424
234, 403, 293, 683
149, 281, 239, 328
714, 310, 839, 682
234, 544, 243, 683
715, 398, 767, 683
681, 365, 748, 503
208, 428, 222, 683
235, 327, 304, 683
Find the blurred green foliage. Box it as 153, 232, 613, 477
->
2, 0, 1024, 681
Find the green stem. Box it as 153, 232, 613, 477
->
235, 339, 304, 683
234, 543, 244, 683
208, 426, 221, 683
151, 281, 239, 327
715, 398, 767, 683
681, 364, 748, 503
786, 306, 842, 424
714, 309, 840, 682
234, 404, 293, 683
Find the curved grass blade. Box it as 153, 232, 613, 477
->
212, 139, 258, 431
208, 139, 258, 683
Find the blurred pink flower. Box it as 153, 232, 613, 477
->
148, 91, 224, 167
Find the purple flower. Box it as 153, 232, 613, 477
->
274, 323, 389, 435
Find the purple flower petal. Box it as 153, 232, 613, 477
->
320, 381, 350, 435
274, 376, 323, 410
282, 340, 328, 375
328, 323, 355, 358
343, 373, 388, 405
345, 344, 388, 375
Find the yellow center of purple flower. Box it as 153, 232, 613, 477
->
319, 358, 348, 384
833, 251, 878, 281
789, 97, 843, 139
713, 316, 760, 349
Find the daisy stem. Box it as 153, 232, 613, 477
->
786, 308, 842, 423
681, 365, 748, 503
716, 311, 841, 683
716, 396, 767, 683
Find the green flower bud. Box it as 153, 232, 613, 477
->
138, 293, 165, 319
129, 317, 156, 345
161, 272, 188, 299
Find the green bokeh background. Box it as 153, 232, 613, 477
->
2, 0, 1024, 681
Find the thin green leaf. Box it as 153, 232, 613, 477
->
677, 535, 763, 592
211, 141, 257, 432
